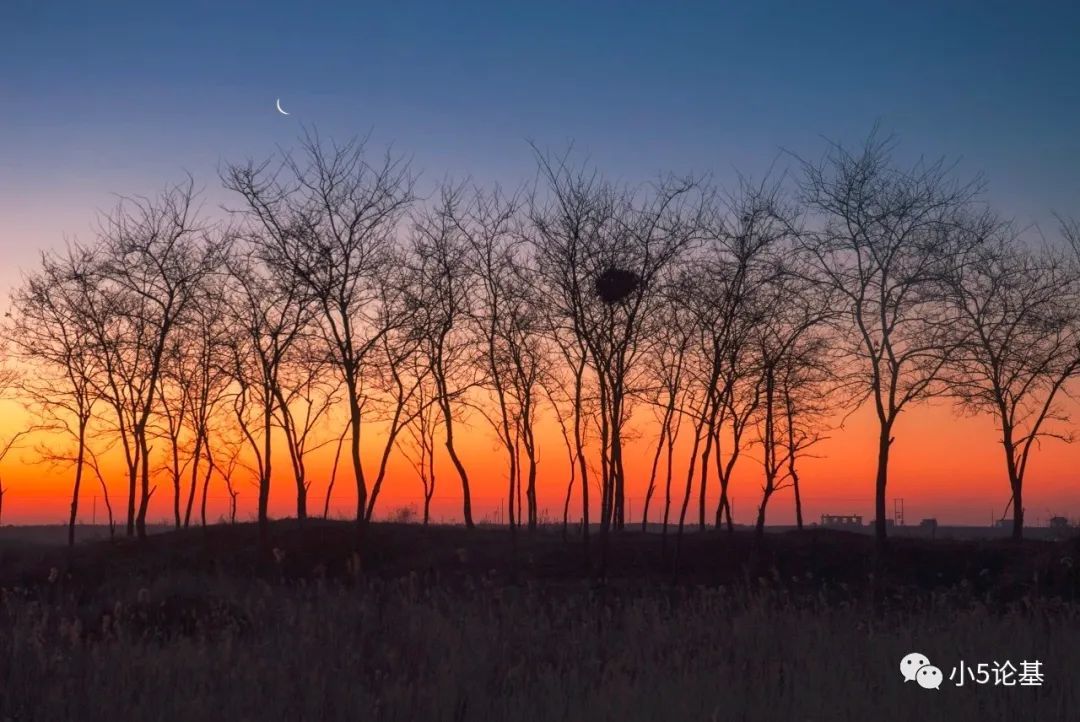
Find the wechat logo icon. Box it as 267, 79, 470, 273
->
901, 652, 942, 690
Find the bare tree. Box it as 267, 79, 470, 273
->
321, 422, 350, 519
458, 185, 549, 531
209, 429, 245, 524
363, 265, 432, 522
504, 274, 546, 530
397, 353, 439, 524
530, 149, 705, 573
535, 271, 594, 547
180, 276, 233, 528
796, 130, 982, 547
639, 291, 694, 535
274, 337, 342, 522
409, 185, 481, 528
528, 155, 617, 564
779, 334, 837, 531
157, 334, 193, 529
7, 245, 104, 546
940, 219, 1080, 539
224, 134, 415, 543
674, 183, 776, 551
83, 445, 116, 536
465, 186, 525, 532
88, 180, 223, 538
81, 265, 143, 538
155, 273, 235, 531
223, 250, 311, 539
541, 363, 585, 538
750, 257, 832, 537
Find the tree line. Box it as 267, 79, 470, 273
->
4, 129, 1080, 563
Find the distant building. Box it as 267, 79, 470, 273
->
919, 518, 938, 530
1050, 516, 1070, 529
821, 514, 862, 528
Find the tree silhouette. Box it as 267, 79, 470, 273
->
7, 245, 101, 546
5, 128, 1076, 558
939, 217, 1080, 539
224, 134, 416, 545
796, 130, 982, 548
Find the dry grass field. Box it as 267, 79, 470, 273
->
2, 522, 1079, 721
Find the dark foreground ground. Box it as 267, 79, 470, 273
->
2, 521, 1079, 721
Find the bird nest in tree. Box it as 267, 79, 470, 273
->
593, 266, 643, 305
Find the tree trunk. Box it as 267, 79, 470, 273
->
324, 424, 348, 520
293, 431, 308, 522
562, 471, 574, 539
1011, 481, 1024, 541
698, 384, 723, 531
572, 360, 590, 559
611, 385, 626, 531
97, 473, 116, 539
661, 426, 675, 551
347, 381, 368, 543
756, 366, 776, 540
507, 436, 517, 530
792, 468, 804, 530
525, 447, 538, 530
714, 426, 734, 532
874, 426, 892, 548
523, 409, 538, 530
440, 396, 474, 529
171, 439, 182, 529
424, 443, 435, 525
786, 399, 803, 530
296, 477, 308, 521
200, 444, 215, 527
431, 341, 473, 529
512, 427, 523, 527
126, 462, 137, 537
755, 494, 772, 537
136, 431, 151, 540
675, 417, 707, 563
68, 422, 87, 548
184, 431, 204, 527
597, 376, 612, 534
364, 403, 408, 522
698, 431, 712, 531
641, 464, 658, 532
259, 401, 272, 542
612, 420, 626, 531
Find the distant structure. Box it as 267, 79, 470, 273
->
893, 498, 905, 527
821, 514, 862, 529
919, 518, 938, 538
1049, 516, 1070, 530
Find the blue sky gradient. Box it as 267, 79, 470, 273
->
3, 1, 1079, 277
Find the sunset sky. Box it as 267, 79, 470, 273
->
2, 1, 1080, 526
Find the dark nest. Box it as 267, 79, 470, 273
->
593, 266, 643, 305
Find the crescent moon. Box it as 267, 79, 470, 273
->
275, 98, 290, 116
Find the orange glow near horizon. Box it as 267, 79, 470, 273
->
1, 392, 1078, 529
